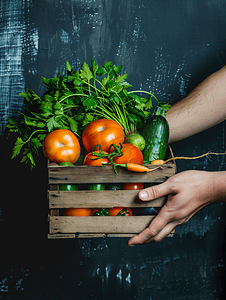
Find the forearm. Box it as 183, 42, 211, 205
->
212, 171, 226, 203
166, 65, 226, 143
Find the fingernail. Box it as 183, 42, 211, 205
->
128, 244, 136, 247
139, 191, 148, 199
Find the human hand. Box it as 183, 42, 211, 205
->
128, 170, 220, 246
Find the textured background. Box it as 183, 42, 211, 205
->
1, 0, 226, 299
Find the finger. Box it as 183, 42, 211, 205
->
138, 181, 172, 201
128, 218, 178, 247
128, 208, 171, 246
144, 221, 177, 244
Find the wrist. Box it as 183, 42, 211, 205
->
212, 171, 226, 203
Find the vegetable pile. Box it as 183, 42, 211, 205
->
5, 59, 171, 170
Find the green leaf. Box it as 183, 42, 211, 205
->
101, 77, 109, 87
82, 113, 94, 127
47, 117, 60, 132
19, 89, 41, 105
109, 94, 120, 104
37, 121, 46, 128
6, 118, 19, 132
68, 117, 79, 133
80, 62, 93, 82
113, 65, 122, 76
159, 102, 172, 112
128, 114, 138, 124
145, 97, 153, 110
31, 137, 43, 149
65, 60, 72, 72
53, 101, 62, 110
91, 59, 99, 76
82, 96, 98, 110
96, 67, 107, 76
115, 74, 127, 85
103, 61, 113, 73
21, 149, 36, 169
37, 133, 47, 141
40, 101, 53, 117
24, 115, 37, 127
12, 137, 24, 158
43, 94, 55, 102
41, 76, 50, 86
58, 162, 74, 166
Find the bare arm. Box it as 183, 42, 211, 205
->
127, 66, 226, 247
166, 65, 226, 143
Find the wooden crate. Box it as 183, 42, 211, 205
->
47, 147, 176, 239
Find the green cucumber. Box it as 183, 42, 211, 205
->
59, 184, 79, 191
142, 106, 169, 163
87, 183, 106, 190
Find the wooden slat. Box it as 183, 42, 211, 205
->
48, 164, 176, 185
48, 190, 166, 208
47, 232, 174, 239
47, 233, 76, 239
49, 215, 156, 234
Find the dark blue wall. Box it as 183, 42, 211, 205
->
1, 1, 226, 299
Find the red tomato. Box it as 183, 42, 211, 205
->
109, 207, 133, 216
82, 119, 125, 152
43, 129, 81, 164
112, 143, 143, 164
83, 150, 110, 166
123, 183, 144, 190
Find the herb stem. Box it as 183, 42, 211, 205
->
22, 129, 46, 145
128, 90, 160, 103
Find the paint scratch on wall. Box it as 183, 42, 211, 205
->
0, 0, 38, 135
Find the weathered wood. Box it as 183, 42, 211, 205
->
49, 183, 59, 216
47, 233, 76, 239
49, 215, 156, 234
48, 232, 174, 238
48, 190, 166, 208
48, 164, 175, 184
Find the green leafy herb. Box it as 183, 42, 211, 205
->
5, 59, 171, 170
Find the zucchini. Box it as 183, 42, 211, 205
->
142, 106, 169, 163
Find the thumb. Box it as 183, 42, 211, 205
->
138, 181, 172, 201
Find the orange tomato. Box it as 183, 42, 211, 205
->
64, 208, 91, 216
83, 150, 110, 166
109, 207, 133, 216
112, 143, 143, 164
82, 119, 125, 152
123, 183, 144, 190
43, 129, 81, 164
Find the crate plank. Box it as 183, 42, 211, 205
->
48, 190, 166, 208
47, 232, 174, 238
47, 233, 76, 239
48, 164, 175, 184
49, 215, 156, 234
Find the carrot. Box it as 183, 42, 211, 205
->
90, 144, 161, 174
118, 163, 161, 173
151, 150, 226, 165
151, 159, 165, 165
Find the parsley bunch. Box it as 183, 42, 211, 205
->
5, 59, 170, 170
